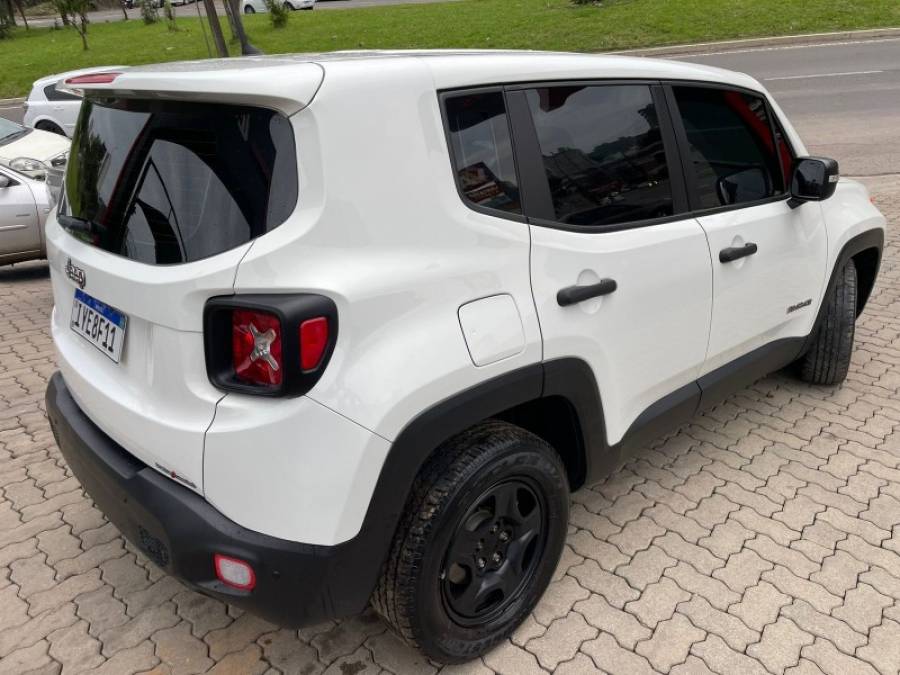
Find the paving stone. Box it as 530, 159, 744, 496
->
524, 612, 597, 671
581, 632, 655, 675
857, 618, 900, 675
567, 530, 630, 571
617, 545, 676, 591
607, 516, 664, 556
574, 595, 650, 650
801, 638, 879, 675
27, 570, 103, 617
762, 566, 843, 614
258, 629, 323, 675
309, 612, 384, 664
746, 535, 820, 579
554, 652, 605, 675
47, 620, 104, 674
0, 640, 53, 675
781, 600, 867, 655
152, 623, 213, 675
685, 494, 738, 530
832, 583, 892, 633
532, 575, 591, 626
699, 519, 753, 559
810, 551, 868, 596
747, 617, 814, 674
9, 552, 55, 598
98, 601, 180, 657
482, 640, 545, 675
624, 577, 690, 629
818, 508, 890, 546
75, 585, 129, 638
569, 559, 639, 609
171, 591, 231, 638
664, 561, 740, 610
204, 644, 267, 675
670, 655, 717, 675
653, 532, 723, 575
728, 580, 790, 632
676, 596, 759, 652
713, 549, 772, 594
690, 634, 769, 675
635, 613, 704, 672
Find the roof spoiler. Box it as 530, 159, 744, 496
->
58, 60, 325, 116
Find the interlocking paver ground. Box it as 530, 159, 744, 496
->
1, 175, 898, 673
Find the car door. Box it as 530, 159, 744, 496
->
0, 169, 41, 258
515, 83, 713, 449
666, 84, 828, 377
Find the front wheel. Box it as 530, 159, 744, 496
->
372, 420, 569, 663
243, 5, 254, 13
795, 258, 858, 385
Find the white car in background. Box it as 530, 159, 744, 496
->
0, 117, 69, 200
23, 66, 126, 138
0, 165, 53, 265
242, 0, 314, 13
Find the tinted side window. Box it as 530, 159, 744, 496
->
44, 84, 80, 102
444, 92, 521, 215
673, 86, 783, 210
526, 85, 674, 228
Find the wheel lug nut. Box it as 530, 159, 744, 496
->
476, 540, 483, 550
490, 525, 498, 534
476, 557, 486, 569
499, 531, 510, 542
492, 552, 502, 564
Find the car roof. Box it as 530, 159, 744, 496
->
122, 50, 764, 93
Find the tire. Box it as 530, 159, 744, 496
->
243, 5, 254, 12
36, 121, 65, 136
372, 420, 569, 663
796, 258, 857, 385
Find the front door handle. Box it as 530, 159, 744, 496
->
557, 278, 618, 307
719, 242, 758, 263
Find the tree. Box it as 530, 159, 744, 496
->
58, 0, 91, 49
201, 0, 228, 57
227, 0, 260, 54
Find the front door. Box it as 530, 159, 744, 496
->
520, 83, 713, 447
666, 84, 828, 375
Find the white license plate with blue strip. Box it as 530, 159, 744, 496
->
70, 289, 128, 363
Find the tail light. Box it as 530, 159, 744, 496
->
204, 295, 337, 397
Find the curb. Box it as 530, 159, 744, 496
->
0, 97, 26, 106
614, 26, 900, 57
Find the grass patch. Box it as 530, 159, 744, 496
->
2, 0, 898, 98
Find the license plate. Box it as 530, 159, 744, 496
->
70, 289, 128, 363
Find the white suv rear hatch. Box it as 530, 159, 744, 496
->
46, 60, 322, 493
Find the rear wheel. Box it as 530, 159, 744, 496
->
372, 420, 569, 663
796, 258, 858, 385
35, 121, 65, 136
243, 5, 255, 12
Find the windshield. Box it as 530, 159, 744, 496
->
0, 118, 29, 145
60, 97, 298, 265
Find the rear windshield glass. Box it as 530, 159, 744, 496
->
60, 98, 297, 265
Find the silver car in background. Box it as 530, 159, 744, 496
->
0, 166, 54, 265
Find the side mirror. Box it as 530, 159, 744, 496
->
791, 156, 839, 202
0, 174, 13, 189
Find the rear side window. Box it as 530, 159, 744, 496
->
525, 85, 674, 228
44, 84, 80, 102
672, 86, 783, 210
60, 98, 297, 265
444, 92, 521, 216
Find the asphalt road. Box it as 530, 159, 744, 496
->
23, 0, 458, 28
2, 33, 898, 176
673, 36, 900, 176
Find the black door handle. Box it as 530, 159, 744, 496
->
557, 278, 618, 307
719, 242, 758, 263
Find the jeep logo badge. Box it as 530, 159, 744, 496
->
65, 258, 86, 289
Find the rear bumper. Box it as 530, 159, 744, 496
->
46, 371, 374, 626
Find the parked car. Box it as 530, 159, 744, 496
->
242, 0, 314, 12
23, 67, 127, 138
0, 165, 53, 266
44, 53, 885, 664
0, 117, 68, 199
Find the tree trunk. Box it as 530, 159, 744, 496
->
12, 0, 27, 28
202, 0, 228, 57
121, 0, 128, 20
228, 0, 261, 55
220, 0, 235, 41
3, 0, 16, 26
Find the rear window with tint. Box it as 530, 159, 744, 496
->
444, 92, 522, 216
60, 98, 297, 265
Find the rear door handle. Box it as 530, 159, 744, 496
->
557, 278, 618, 307
719, 242, 758, 263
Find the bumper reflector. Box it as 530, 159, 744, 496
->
214, 553, 256, 591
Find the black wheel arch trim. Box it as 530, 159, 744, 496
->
802, 227, 883, 354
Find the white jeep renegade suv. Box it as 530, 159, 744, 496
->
45, 52, 885, 663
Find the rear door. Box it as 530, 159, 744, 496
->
666, 84, 827, 376
0, 169, 42, 259
47, 96, 300, 493
517, 82, 713, 447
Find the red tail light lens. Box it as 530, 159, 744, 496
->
232, 309, 283, 387
65, 72, 121, 85
300, 317, 329, 371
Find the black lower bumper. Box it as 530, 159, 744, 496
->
46, 372, 375, 626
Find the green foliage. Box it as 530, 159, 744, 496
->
264, 0, 288, 29
140, 0, 158, 24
